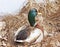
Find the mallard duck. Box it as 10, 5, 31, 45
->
14, 8, 44, 43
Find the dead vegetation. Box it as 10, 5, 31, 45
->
0, 0, 60, 47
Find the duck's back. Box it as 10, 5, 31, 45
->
16, 26, 31, 40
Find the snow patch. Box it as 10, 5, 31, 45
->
0, 0, 28, 16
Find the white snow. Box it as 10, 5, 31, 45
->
0, 0, 28, 16
0, 0, 56, 16
0, 22, 6, 31
35, 0, 45, 3
49, 0, 56, 2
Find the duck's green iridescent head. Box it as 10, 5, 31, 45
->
28, 8, 37, 27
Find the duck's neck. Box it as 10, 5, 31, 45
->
35, 23, 44, 31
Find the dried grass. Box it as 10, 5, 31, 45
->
0, 0, 60, 47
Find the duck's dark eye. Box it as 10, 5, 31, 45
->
35, 9, 37, 12
34, 9, 37, 12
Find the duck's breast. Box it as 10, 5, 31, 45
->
35, 29, 43, 43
